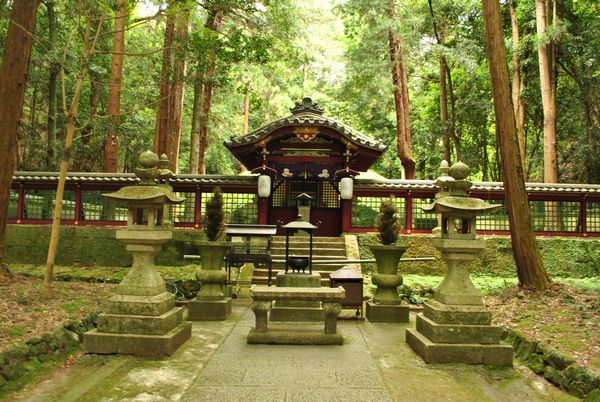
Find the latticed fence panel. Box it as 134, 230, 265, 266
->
351, 196, 405, 228
476, 199, 509, 231
7, 190, 18, 219
22, 189, 76, 220
587, 201, 600, 233
529, 201, 580, 232
80, 190, 127, 222
170, 192, 196, 224
412, 197, 437, 230
201, 192, 258, 224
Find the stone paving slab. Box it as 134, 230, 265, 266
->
11, 300, 577, 402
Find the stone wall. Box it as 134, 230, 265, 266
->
4, 225, 201, 267
357, 234, 599, 278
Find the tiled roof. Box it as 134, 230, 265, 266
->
11, 172, 600, 193
355, 179, 600, 194
11, 172, 258, 185
225, 112, 387, 151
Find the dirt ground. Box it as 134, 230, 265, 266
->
486, 283, 600, 374
0, 275, 113, 353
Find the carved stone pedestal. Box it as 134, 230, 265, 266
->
84, 231, 191, 357
406, 240, 512, 367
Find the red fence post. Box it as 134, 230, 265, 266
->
74, 183, 82, 225
405, 193, 413, 234
258, 197, 269, 225
341, 198, 352, 233
194, 186, 202, 228
581, 195, 587, 237
16, 182, 24, 223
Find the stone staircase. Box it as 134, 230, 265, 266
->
251, 236, 348, 286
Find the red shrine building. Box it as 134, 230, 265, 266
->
225, 97, 387, 236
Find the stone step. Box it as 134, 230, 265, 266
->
252, 236, 348, 286
271, 254, 348, 261
272, 236, 345, 244
270, 247, 346, 256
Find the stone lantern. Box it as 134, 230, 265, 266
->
83, 151, 191, 357
406, 161, 513, 367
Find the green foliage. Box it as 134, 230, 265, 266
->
204, 187, 225, 241
8, 325, 25, 339
376, 199, 400, 245
4, 0, 600, 183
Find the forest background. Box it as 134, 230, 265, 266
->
0, 0, 598, 184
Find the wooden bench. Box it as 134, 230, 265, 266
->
248, 285, 346, 345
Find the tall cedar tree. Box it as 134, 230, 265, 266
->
388, 0, 415, 179
195, 8, 224, 174
0, 0, 41, 281
481, 0, 551, 290
509, 0, 527, 178
536, 0, 558, 184
155, 2, 189, 172
104, 0, 127, 172
46, 0, 58, 170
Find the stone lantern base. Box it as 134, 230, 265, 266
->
83, 292, 191, 357
406, 299, 512, 367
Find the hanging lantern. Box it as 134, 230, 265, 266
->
340, 177, 353, 200
258, 175, 271, 198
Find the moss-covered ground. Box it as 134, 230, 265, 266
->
0, 276, 113, 353
487, 284, 600, 376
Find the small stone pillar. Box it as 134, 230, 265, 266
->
406, 161, 513, 367
83, 151, 191, 357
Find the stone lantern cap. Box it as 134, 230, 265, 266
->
422, 161, 501, 216
103, 150, 184, 205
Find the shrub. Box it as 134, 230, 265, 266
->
376, 198, 400, 245
204, 187, 225, 241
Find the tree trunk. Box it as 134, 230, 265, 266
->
428, 0, 455, 163
45, 13, 104, 290
154, 9, 175, 160
197, 9, 224, 175
509, 0, 527, 180
166, 7, 188, 173
189, 79, 203, 174
0, 0, 40, 281
46, 0, 58, 171
239, 81, 251, 173
482, 0, 551, 291
154, 2, 188, 173
388, 0, 415, 179
439, 56, 451, 163
104, 0, 127, 172
535, 0, 558, 184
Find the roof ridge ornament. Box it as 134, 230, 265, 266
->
290, 97, 324, 115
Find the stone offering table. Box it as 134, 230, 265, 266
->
248, 285, 345, 345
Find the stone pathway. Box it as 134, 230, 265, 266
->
13, 300, 576, 402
